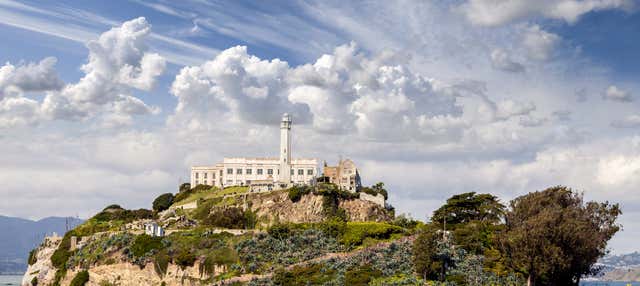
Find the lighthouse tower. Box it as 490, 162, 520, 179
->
279, 113, 292, 184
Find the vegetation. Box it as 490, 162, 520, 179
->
499, 186, 621, 285
360, 182, 389, 200
152, 193, 174, 212
69, 270, 89, 286
287, 185, 312, 202
30, 277, 38, 286
412, 187, 620, 286
130, 234, 163, 258
202, 207, 256, 229
28, 248, 38, 265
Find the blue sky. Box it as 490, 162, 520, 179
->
1, 0, 640, 254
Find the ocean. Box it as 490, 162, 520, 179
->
0, 274, 637, 285
0, 275, 22, 286
581, 283, 639, 286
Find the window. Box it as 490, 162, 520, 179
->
307, 169, 313, 175
246, 169, 252, 175
290, 169, 294, 175
212, 172, 215, 179
195, 172, 199, 178
227, 168, 233, 174
257, 169, 263, 175
219, 170, 223, 176
195, 180, 199, 184
267, 169, 273, 175
298, 169, 304, 175
204, 173, 207, 179
204, 180, 207, 185
237, 169, 243, 175
226, 180, 233, 184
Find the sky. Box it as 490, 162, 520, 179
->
0, 0, 639, 254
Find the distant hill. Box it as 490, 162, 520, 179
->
0, 215, 83, 274
593, 252, 640, 281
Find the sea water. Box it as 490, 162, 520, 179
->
581, 282, 640, 286
0, 275, 22, 286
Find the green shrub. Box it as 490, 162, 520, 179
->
130, 234, 164, 258
153, 250, 169, 277
30, 277, 38, 286
93, 208, 154, 223
152, 193, 174, 212
341, 222, 404, 247
174, 249, 196, 269
319, 217, 347, 238
345, 265, 383, 285
70, 270, 89, 286
267, 224, 292, 239
203, 207, 248, 229
28, 248, 38, 265
287, 186, 312, 202
103, 205, 123, 211
51, 232, 73, 269
272, 264, 336, 286
179, 183, 191, 193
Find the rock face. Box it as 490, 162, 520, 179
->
60, 262, 223, 286
242, 190, 392, 226
21, 236, 61, 286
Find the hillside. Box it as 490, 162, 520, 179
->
0, 216, 83, 274
22, 183, 402, 285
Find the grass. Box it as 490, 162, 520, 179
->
341, 222, 406, 247
173, 186, 249, 207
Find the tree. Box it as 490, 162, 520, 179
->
431, 192, 505, 226
500, 186, 621, 286
413, 225, 456, 281
179, 183, 191, 193
152, 193, 174, 212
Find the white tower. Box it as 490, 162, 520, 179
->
279, 113, 292, 184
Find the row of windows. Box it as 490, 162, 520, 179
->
225, 168, 314, 176
195, 172, 215, 179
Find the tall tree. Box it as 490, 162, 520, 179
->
431, 192, 505, 226
500, 186, 621, 286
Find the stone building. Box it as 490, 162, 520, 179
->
191, 113, 318, 189
323, 158, 362, 192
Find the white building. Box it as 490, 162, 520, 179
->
144, 222, 164, 237
190, 113, 318, 189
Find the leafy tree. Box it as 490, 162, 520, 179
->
500, 186, 621, 286
431, 192, 505, 226
152, 193, 174, 212
413, 225, 454, 281
203, 207, 249, 229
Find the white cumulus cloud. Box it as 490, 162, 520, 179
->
457, 0, 635, 26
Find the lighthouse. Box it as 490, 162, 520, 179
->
279, 113, 292, 184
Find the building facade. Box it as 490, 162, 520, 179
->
323, 158, 362, 192
190, 113, 318, 189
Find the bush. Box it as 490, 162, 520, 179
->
152, 193, 174, 212
345, 265, 383, 285
103, 205, 123, 211
30, 277, 38, 286
174, 249, 196, 269
319, 217, 347, 238
273, 264, 336, 286
267, 224, 292, 239
93, 208, 154, 223
28, 248, 38, 265
153, 250, 169, 277
203, 207, 249, 229
288, 186, 312, 202
179, 183, 191, 193
130, 234, 164, 258
341, 222, 404, 247
70, 270, 89, 286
